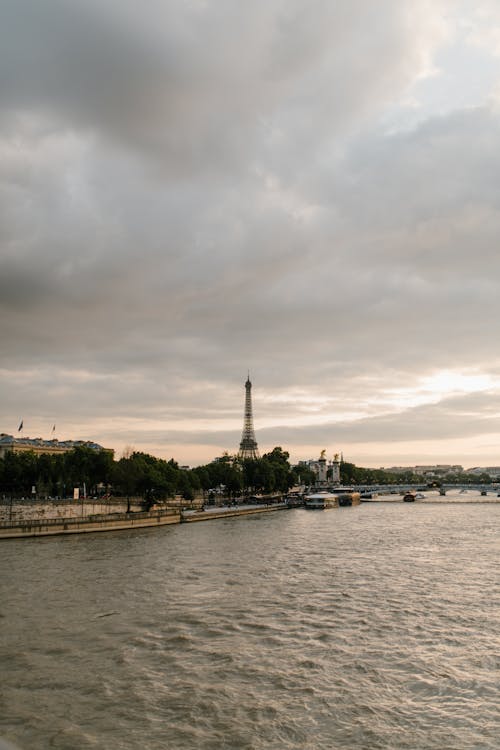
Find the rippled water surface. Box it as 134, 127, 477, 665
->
1, 496, 499, 749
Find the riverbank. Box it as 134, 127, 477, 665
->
0, 508, 181, 539
0, 501, 290, 539
181, 502, 289, 522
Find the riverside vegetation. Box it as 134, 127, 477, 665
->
0, 446, 313, 503
0, 446, 495, 504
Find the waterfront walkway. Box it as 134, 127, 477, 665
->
0, 502, 289, 539
181, 502, 288, 522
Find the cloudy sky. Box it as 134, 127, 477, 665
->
2, 0, 500, 468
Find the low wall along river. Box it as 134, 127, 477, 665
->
0, 498, 146, 524
0, 498, 289, 538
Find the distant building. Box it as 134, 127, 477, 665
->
0, 433, 114, 459
382, 464, 464, 477
299, 452, 341, 485
465, 467, 500, 479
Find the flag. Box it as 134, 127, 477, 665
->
18, 420, 23, 432
52, 424, 56, 433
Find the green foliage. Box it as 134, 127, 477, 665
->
261, 447, 293, 492
288, 463, 314, 486
112, 452, 184, 500
0, 451, 38, 496
204, 447, 295, 495
1, 446, 492, 502
0, 446, 114, 498
0, 446, 293, 500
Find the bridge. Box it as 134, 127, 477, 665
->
354, 483, 500, 495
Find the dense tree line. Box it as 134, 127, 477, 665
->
337, 461, 406, 485
0, 446, 115, 499
0, 445, 315, 502
338, 460, 493, 486
1, 447, 491, 502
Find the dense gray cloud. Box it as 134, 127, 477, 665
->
1, 0, 500, 465
0, 0, 443, 168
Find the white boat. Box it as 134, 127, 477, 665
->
304, 488, 361, 509
403, 492, 416, 502
304, 492, 339, 510
331, 487, 361, 506
360, 491, 377, 500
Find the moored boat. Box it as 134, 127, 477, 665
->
304, 489, 361, 509
285, 493, 304, 507
332, 487, 361, 506
304, 492, 338, 510
403, 492, 416, 502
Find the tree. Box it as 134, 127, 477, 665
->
241, 458, 260, 494
178, 472, 195, 503
225, 466, 243, 498
192, 466, 211, 496
113, 456, 141, 511
290, 463, 315, 487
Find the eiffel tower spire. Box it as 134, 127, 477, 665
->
238, 373, 260, 460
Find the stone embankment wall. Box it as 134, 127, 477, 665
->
0, 509, 181, 539
0, 499, 144, 524
0, 495, 204, 524
0, 495, 278, 530
161, 496, 204, 510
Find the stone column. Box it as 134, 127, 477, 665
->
331, 454, 341, 485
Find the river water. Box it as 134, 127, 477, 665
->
1, 493, 499, 750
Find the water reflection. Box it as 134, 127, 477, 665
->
1, 499, 499, 749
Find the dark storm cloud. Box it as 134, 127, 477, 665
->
1, 0, 500, 462
0, 0, 442, 170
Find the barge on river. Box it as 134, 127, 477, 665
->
304, 492, 339, 509
304, 489, 361, 509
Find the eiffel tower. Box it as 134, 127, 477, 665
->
238, 374, 260, 460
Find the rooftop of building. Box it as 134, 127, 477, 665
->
0, 433, 110, 452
